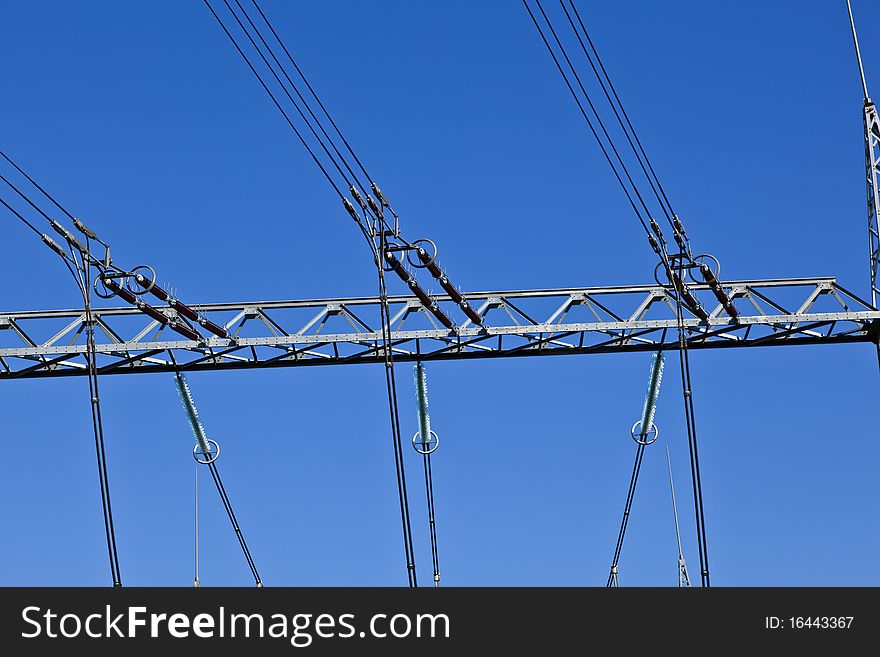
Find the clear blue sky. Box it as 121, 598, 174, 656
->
0, 0, 878, 586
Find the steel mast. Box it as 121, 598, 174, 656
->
847, 0, 880, 310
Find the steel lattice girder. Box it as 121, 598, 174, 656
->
0, 276, 877, 379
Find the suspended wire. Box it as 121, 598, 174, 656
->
378, 231, 418, 587
531, 0, 659, 226
202, 0, 345, 199
247, 0, 377, 188
231, 0, 372, 197
218, 0, 362, 194
522, 0, 652, 237
194, 464, 200, 587
0, 194, 44, 237
207, 459, 262, 585
524, 1, 712, 585
0, 154, 124, 585
423, 453, 440, 586
671, 293, 711, 586
0, 147, 77, 221
559, 0, 676, 226
0, 169, 62, 228
77, 237, 123, 587
205, 0, 417, 584
606, 441, 647, 586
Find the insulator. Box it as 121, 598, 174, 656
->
72, 217, 98, 240
673, 275, 709, 322
103, 277, 139, 305
371, 182, 390, 207
174, 373, 212, 457
415, 248, 483, 326
171, 321, 201, 341
649, 217, 661, 237
366, 194, 382, 217
198, 317, 228, 338
40, 234, 67, 258
134, 274, 169, 302
349, 185, 367, 209
169, 299, 199, 322
385, 251, 455, 330
698, 264, 739, 319
462, 304, 484, 326
384, 250, 409, 279
638, 352, 665, 437
136, 302, 170, 325
342, 197, 360, 223
647, 234, 660, 254
414, 362, 431, 445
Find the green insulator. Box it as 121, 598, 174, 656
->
414, 363, 431, 446
174, 372, 212, 457
638, 352, 665, 436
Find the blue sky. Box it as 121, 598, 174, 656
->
0, 0, 878, 586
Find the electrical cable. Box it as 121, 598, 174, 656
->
0, 147, 77, 220
247, 0, 379, 190
378, 231, 418, 587
202, 0, 346, 199
522, 0, 653, 237
77, 237, 123, 587
219, 0, 362, 194
607, 441, 647, 586
532, 0, 659, 225
524, 1, 713, 584
207, 459, 262, 586
559, 0, 676, 225
231, 0, 373, 197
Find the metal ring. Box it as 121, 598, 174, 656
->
412, 430, 439, 454
406, 238, 438, 269
93, 271, 125, 299
631, 421, 658, 445
382, 241, 404, 272
126, 265, 157, 296
193, 439, 220, 464
687, 253, 721, 284
653, 261, 668, 287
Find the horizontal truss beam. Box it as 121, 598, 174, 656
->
0, 277, 877, 379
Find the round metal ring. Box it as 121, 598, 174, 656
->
687, 253, 721, 284
126, 264, 157, 296
193, 439, 220, 464
406, 238, 438, 269
631, 421, 658, 445
653, 261, 668, 287
412, 430, 439, 454
382, 242, 404, 272
93, 273, 120, 299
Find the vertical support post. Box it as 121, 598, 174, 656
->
847, 0, 880, 308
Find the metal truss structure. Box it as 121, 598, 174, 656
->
1, 276, 877, 379
863, 99, 880, 307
